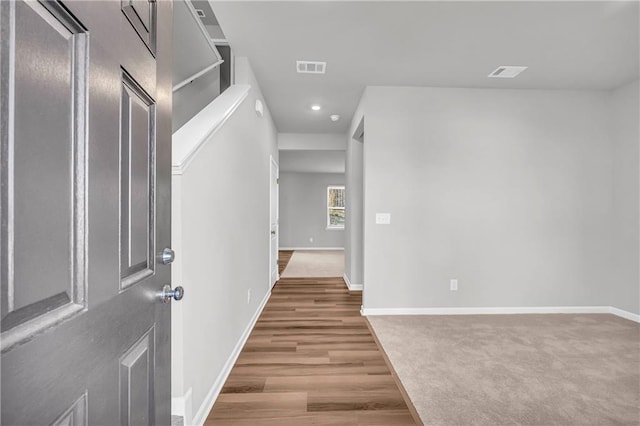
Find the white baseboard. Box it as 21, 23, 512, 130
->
609, 306, 640, 323
191, 290, 272, 426
279, 247, 344, 251
361, 305, 640, 323
363, 306, 610, 315
171, 387, 192, 425
343, 274, 363, 291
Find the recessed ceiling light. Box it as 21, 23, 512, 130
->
195, 9, 205, 18
330, 114, 340, 122
488, 66, 528, 78
311, 105, 321, 111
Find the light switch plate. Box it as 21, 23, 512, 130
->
376, 213, 391, 225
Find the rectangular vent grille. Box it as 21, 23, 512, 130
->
296, 61, 326, 74
488, 66, 527, 78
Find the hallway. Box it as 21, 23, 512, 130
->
280, 250, 345, 278
204, 276, 419, 425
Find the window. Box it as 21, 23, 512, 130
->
327, 185, 345, 229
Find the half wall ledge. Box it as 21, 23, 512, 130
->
172, 84, 251, 175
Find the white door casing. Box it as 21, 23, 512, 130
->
269, 156, 279, 287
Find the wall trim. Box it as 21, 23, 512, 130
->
343, 273, 363, 291
362, 306, 640, 323
172, 85, 250, 175
609, 306, 640, 323
171, 387, 192, 425
279, 247, 344, 251
191, 289, 271, 426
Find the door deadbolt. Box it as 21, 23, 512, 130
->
160, 248, 175, 265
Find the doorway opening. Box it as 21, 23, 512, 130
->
344, 116, 365, 296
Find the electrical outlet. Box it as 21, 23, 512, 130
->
375, 213, 391, 225
450, 279, 458, 291
247, 288, 251, 304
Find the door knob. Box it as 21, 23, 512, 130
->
271, 230, 276, 235
160, 248, 175, 265
160, 284, 184, 303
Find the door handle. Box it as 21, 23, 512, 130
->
271, 230, 276, 235
160, 284, 184, 303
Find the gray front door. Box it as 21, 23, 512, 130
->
1, 1, 173, 424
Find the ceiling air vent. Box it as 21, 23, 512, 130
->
488, 66, 527, 78
296, 61, 327, 74
195, 9, 206, 18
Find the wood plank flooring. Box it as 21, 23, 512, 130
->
205, 277, 418, 425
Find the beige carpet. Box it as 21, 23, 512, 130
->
368, 314, 640, 425
280, 250, 344, 277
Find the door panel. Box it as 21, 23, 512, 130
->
122, 0, 156, 55
13, 0, 76, 311
1, 1, 173, 424
52, 394, 88, 426
120, 327, 155, 426
1, 0, 88, 352
120, 70, 156, 289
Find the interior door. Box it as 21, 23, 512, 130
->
1, 1, 174, 424
270, 156, 279, 287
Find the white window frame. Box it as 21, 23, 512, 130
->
327, 185, 345, 230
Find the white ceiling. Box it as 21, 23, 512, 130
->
211, 1, 639, 134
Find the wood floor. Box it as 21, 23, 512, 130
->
205, 276, 418, 425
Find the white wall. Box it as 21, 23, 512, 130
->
173, 68, 221, 132
279, 150, 345, 174
171, 57, 278, 424
278, 133, 347, 150
279, 172, 345, 249
353, 86, 623, 312
609, 80, 640, 314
